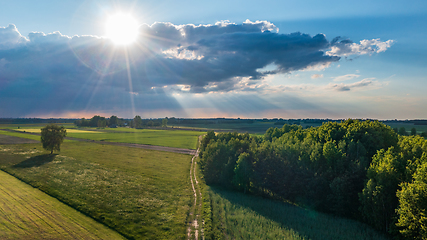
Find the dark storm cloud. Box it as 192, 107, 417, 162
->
0, 21, 392, 116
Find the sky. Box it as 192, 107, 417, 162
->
1, 0, 426, 119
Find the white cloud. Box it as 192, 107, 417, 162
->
0, 21, 393, 116
332, 74, 360, 82
311, 74, 324, 79
0, 24, 28, 49
328, 78, 381, 91
327, 38, 393, 57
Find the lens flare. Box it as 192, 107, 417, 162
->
105, 13, 138, 45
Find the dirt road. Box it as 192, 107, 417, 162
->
187, 136, 203, 240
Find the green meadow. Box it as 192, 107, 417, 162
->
0, 130, 74, 142
66, 129, 204, 149
0, 125, 395, 240
0, 142, 193, 239
0, 129, 44, 141
11, 127, 204, 150
0, 170, 125, 240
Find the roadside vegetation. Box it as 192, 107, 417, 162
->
0, 142, 193, 239
0, 170, 124, 240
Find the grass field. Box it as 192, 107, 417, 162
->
15, 128, 102, 134
172, 121, 427, 135
0, 123, 76, 130
0, 130, 43, 141
193, 155, 388, 240
0, 142, 193, 239
0, 130, 74, 143
0, 170, 124, 240
64, 129, 203, 149
170, 122, 280, 134
203, 186, 389, 240
7, 126, 203, 150
384, 122, 427, 134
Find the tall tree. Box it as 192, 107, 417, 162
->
109, 115, 119, 126
359, 147, 406, 232
396, 161, 427, 240
233, 152, 253, 193
40, 124, 67, 154
162, 118, 168, 127
133, 115, 143, 128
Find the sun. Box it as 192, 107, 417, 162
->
105, 13, 139, 45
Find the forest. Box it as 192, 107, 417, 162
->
199, 119, 427, 239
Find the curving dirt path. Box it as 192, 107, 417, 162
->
187, 137, 203, 240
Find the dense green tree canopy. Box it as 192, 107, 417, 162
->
40, 124, 67, 154
199, 120, 427, 239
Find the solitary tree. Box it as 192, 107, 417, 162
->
41, 124, 67, 154
162, 118, 168, 127
134, 115, 143, 128
411, 127, 417, 136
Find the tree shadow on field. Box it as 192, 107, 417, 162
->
210, 187, 387, 240
13, 154, 57, 168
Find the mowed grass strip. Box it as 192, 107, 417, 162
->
0, 170, 124, 240
0, 130, 42, 141
206, 187, 389, 240
0, 130, 73, 143
0, 142, 193, 239
66, 129, 204, 149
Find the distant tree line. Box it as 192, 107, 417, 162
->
199, 119, 427, 239
393, 126, 427, 138
130, 116, 167, 128
74, 115, 126, 128
74, 115, 168, 128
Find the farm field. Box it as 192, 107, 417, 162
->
384, 122, 427, 134
171, 120, 427, 135
0, 123, 76, 130
0, 129, 44, 141
0, 141, 193, 239
11, 127, 203, 150
0, 170, 124, 240
0, 130, 74, 143
203, 186, 389, 240
170, 122, 281, 134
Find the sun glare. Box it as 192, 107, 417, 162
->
105, 13, 138, 45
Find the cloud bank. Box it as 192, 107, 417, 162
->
0, 21, 393, 117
